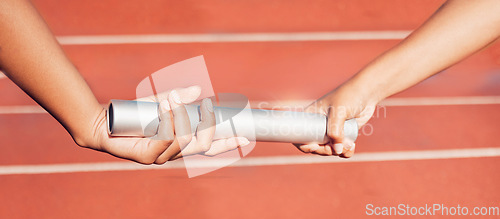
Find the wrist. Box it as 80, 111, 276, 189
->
72, 106, 106, 148
348, 51, 410, 104
345, 72, 384, 106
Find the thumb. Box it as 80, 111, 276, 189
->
178, 85, 201, 104
327, 107, 347, 155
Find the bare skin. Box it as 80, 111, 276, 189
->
296, 0, 500, 158
0, 0, 248, 164
2, 0, 498, 162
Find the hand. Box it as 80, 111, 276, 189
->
78, 86, 250, 164
295, 82, 378, 158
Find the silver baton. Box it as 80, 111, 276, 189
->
107, 99, 358, 144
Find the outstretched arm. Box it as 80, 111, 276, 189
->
297, 0, 500, 157
0, 0, 101, 145
353, 0, 500, 103
0, 0, 248, 163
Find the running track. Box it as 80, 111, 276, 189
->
0, 0, 499, 218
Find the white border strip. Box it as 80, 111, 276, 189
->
380, 96, 500, 106
0, 96, 498, 114
251, 96, 500, 109
0, 147, 499, 175
56, 31, 411, 45
0, 31, 408, 80
0, 105, 47, 114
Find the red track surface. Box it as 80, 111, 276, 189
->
0, 0, 499, 218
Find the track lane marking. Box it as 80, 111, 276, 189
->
0, 96, 499, 114
254, 96, 500, 109
0, 147, 499, 175
56, 31, 411, 45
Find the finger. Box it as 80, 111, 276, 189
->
332, 137, 355, 157
341, 142, 356, 158
294, 143, 321, 153
155, 99, 174, 141
193, 98, 216, 153
174, 98, 217, 158
101, 137, 168, 164
152, 100, 176, 164
171, 137, 199, 160
154, 90, 193, 163
102, 100, 174, 164
327, 106, 347, 154
169, 89, 193, 147
136, 85, 201, 103
310, 145, 334, 156
204, 137, 250, 156
170, 85, 201, 104
292, 105, 319, 151
356, 105, 377, 128
332, 143, 344, 156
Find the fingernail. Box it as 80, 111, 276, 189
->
203, 98, 214, 112
170, 90, 182, 104
333, 143, 343, 155
236, 137, 250, 146
350, 143, 356, 151
310, 144, 321, 152
344, 140, 355, 151
160, 100, 170, 112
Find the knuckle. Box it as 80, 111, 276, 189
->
137, 157, 156, 165
155, 131, 174, 141
318, 151, 332, 156
340, 151, 354, 158
327, 130, 342, 141
300, 147, 312, 153
154, 158, 168, 165
204, 151, 216, 156
176, 134, 193, 146
199, 143, 211, 152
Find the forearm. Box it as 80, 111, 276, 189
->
348, 0, 500, 103
0, 0, 102, 144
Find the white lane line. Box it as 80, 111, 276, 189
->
0, 105, 47, 114
380, 96, 500, 106
56, 31, 411, 45
0, 147, 499, 175
0, 96, 498, 115
252, 96, 500, 109
0, 104, 107, 114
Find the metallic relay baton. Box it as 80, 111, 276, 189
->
107, 100, 358, 144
